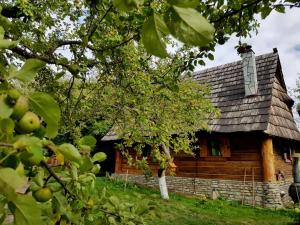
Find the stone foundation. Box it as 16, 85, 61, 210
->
116, 174, 293, 208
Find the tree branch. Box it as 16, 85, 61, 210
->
212, 0, 263, 23
9, 46, 77, 73
0, 143, 13, 148
273, 3, 300, 8
40, 160, 75, 199
0, 150, 17, 164
10, 46, 56, 64
87, 4, 113, 41
161, 144, 171, 160
101, 35, 138, 52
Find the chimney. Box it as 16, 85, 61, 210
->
240, 45, 258, 96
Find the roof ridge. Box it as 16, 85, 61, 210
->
194, 51, 277, 76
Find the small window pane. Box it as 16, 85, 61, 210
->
210, 140, 221, 156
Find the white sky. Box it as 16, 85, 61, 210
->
201, 9, 300, 92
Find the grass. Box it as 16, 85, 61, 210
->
96, 177, 298, 225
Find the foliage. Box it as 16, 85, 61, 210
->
1, 0, 294, 153
98, 50, 220, 168
0, 31, 151, 224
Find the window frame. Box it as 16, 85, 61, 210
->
199, 135, 231, 159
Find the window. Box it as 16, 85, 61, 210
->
199, 135, 230, 158
209, 140, 222, 156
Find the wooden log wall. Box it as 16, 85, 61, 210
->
118, 132, 264, 181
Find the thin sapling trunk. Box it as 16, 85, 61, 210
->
157, 144, 171, 200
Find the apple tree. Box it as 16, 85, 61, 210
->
0, 51, 155, 224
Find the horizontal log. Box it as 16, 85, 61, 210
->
175, 172, 263, 181
229, 155, 261, 161
121, 166, 262, 179
173, 160, 262, 167
121, 161, 262, 169
171, 165, 262, 171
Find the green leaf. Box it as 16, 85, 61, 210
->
164, 6, 215, 46
108, 196, 120, 207
11, 59, 45, 83
198, 59, 205, 65
8, 194, 42, 225
0, 168, 25, 200
0, 26, 4, 39
32, 169, 44, 187
0, 118, 15, 134
0, 211, 6, 225
261, 7, 272, 19
92, 152, 107, 163
167, 0, 198, 8
0, 15, 12, 30
78, 135, 97, 149
13, 136, 41, 150
0, 95, 13, 118
52, 193, 76, 222
208, 53, 214, 60
57, 143, 82, 164
79, 156, 94, 172
28, 92, 61, 138
113, 0, 141, 11
108, 216, 117, 225
14, 136, 44, 166
142, 14, 169, 58
0, 39, 19, 49
91, 164, 101, 174
275, 5, 285, 13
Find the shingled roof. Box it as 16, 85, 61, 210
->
194, 51, 300, 141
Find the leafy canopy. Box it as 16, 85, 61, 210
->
0, 0, 298, 224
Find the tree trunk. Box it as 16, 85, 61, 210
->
157, 144, 171, 200
158, 168, 169, 199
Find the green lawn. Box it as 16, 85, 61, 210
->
96, 177, 298, 225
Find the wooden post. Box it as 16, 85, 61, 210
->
241, 168, 247, 205
261, 137, 276, 182
114, 150, 121, 174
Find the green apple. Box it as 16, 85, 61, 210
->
33, 187, 52, 202
11, 96, 29, 120
17, 112, 40, 133
6, 89, 21, 106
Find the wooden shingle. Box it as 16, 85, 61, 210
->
195, 52, 300, 141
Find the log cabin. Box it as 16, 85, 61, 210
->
100, 48, 300, 208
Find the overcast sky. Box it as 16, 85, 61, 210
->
201, 9, 300, 93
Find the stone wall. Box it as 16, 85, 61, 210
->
116, 174, 293, 208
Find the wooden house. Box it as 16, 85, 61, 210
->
100, 49, 300, 208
